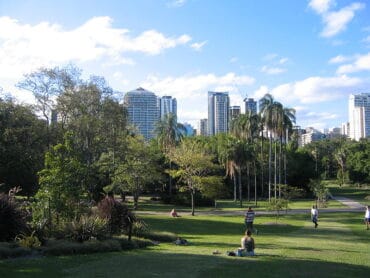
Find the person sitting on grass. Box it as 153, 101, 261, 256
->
174, 237, 188, 245
237, 230, 255, 256
170, 208, 180, 217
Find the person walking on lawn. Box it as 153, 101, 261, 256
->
311, 205, 319, 228
245, 206, 257, 234
364, 205, 370, 230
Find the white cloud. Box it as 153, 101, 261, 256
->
279, 58, 289, 64
262, 53, 278, 61
0, 16, 193, 80
308, 0, 334, 14
321, 3, 365, 37
230, 57, 238, 63
190, 40, 207, 51
261, 65, 286, 75
308, 1, 365, 38
167, 0, 187, 8
336, 52, 370, 74
141, 72, 255, 123
142, 72, 255, 99
328, 54, 352, 64
362, 35, 370, 44
253, 75, 364, 104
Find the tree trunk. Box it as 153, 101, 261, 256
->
169, 160, 173, 197
233, 175, 237, 202
274, 139, 277, 199
268, 133, 272, 202
238, 169, 243, 208
247, 163, 250, 202
191, 190, 195, 216
254, 161, 257, 206
260, 132, 264, 197
133, 194, 139, 210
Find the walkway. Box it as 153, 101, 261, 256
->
136, 196, 365, 216
331, 196, 365, 209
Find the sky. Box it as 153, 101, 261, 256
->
0, 0, 370, 130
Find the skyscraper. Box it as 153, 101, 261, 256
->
349, 93, 370, 141
197, 118, 208, 136
124, 87, 159, 140
229, 106, 241, 121
244, 98, 257, 114
208, 91, 230, 135
159, 96, 177, 119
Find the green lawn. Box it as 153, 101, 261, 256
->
328, 184, 370, 205
1, 212, 369, 277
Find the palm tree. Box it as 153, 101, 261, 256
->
259, 94, 275, 201
155, 113, 186, 196
259, 94, 295, 200
230, 113, 259, 203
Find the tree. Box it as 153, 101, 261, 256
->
199, 176, 227, 208
168, 138, 220, 215
0, 98, 48, 196
34, 133, 88, 226
155, 113, 186, 197
309, 179, 329, 208
110, 136, 160, 209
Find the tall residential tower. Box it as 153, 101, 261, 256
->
124, 87, 159, 140
208, 91, 230, 135
349, 93, 370, 140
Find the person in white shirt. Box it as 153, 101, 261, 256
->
311, 205, 318, 228
364, 205, 370, 230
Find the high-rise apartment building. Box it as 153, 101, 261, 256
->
159, 96, 177, 119
197, 118, 208, 136
244, 98, 257, 114
229, 106, 241, 121
124, 87, 159, 140
349, 93, 370, 141
208, 91, 230, 135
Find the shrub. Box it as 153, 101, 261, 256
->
0, 193, 29, 241
44, 239, 121, 256
0, 242, 31, 259
54, 215, 109, 242
132, 219, 149, 236
136, 231, 177, 242
97, 194, 136, 235
16, 231, 41, 248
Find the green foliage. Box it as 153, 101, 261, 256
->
0, 242, 32, 259
267, 198, 287, 221
309, 179, 329, 208
15, 231, 41, 248
109, 136, 161, 209
44, 239, 122, 256
135, 231, 177, 242
33, 133, 88, 224
132, 219, 149, 236
0, 193, 29, 241
0, 98, 48, 196
54, 215, 109, 242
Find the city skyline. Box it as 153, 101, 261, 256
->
1, 0, 370, 130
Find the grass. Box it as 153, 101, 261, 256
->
1, 212, 369, 278
1, 185, 368, 277
328, 184, 370, 205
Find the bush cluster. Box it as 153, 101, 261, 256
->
0, 194, 29, 241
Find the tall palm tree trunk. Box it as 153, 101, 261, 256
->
238, 169, 243, 208
274, 139, 277, 199
268, 133, 272, 201
233, 175, 237, 202
254, 161, 257, 206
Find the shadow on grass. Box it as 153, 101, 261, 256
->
143, 216, 302, 237
0, 250, 369, 278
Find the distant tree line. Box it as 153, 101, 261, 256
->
1, 65, 370, 221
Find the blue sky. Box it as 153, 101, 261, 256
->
1, 0, 370, 130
